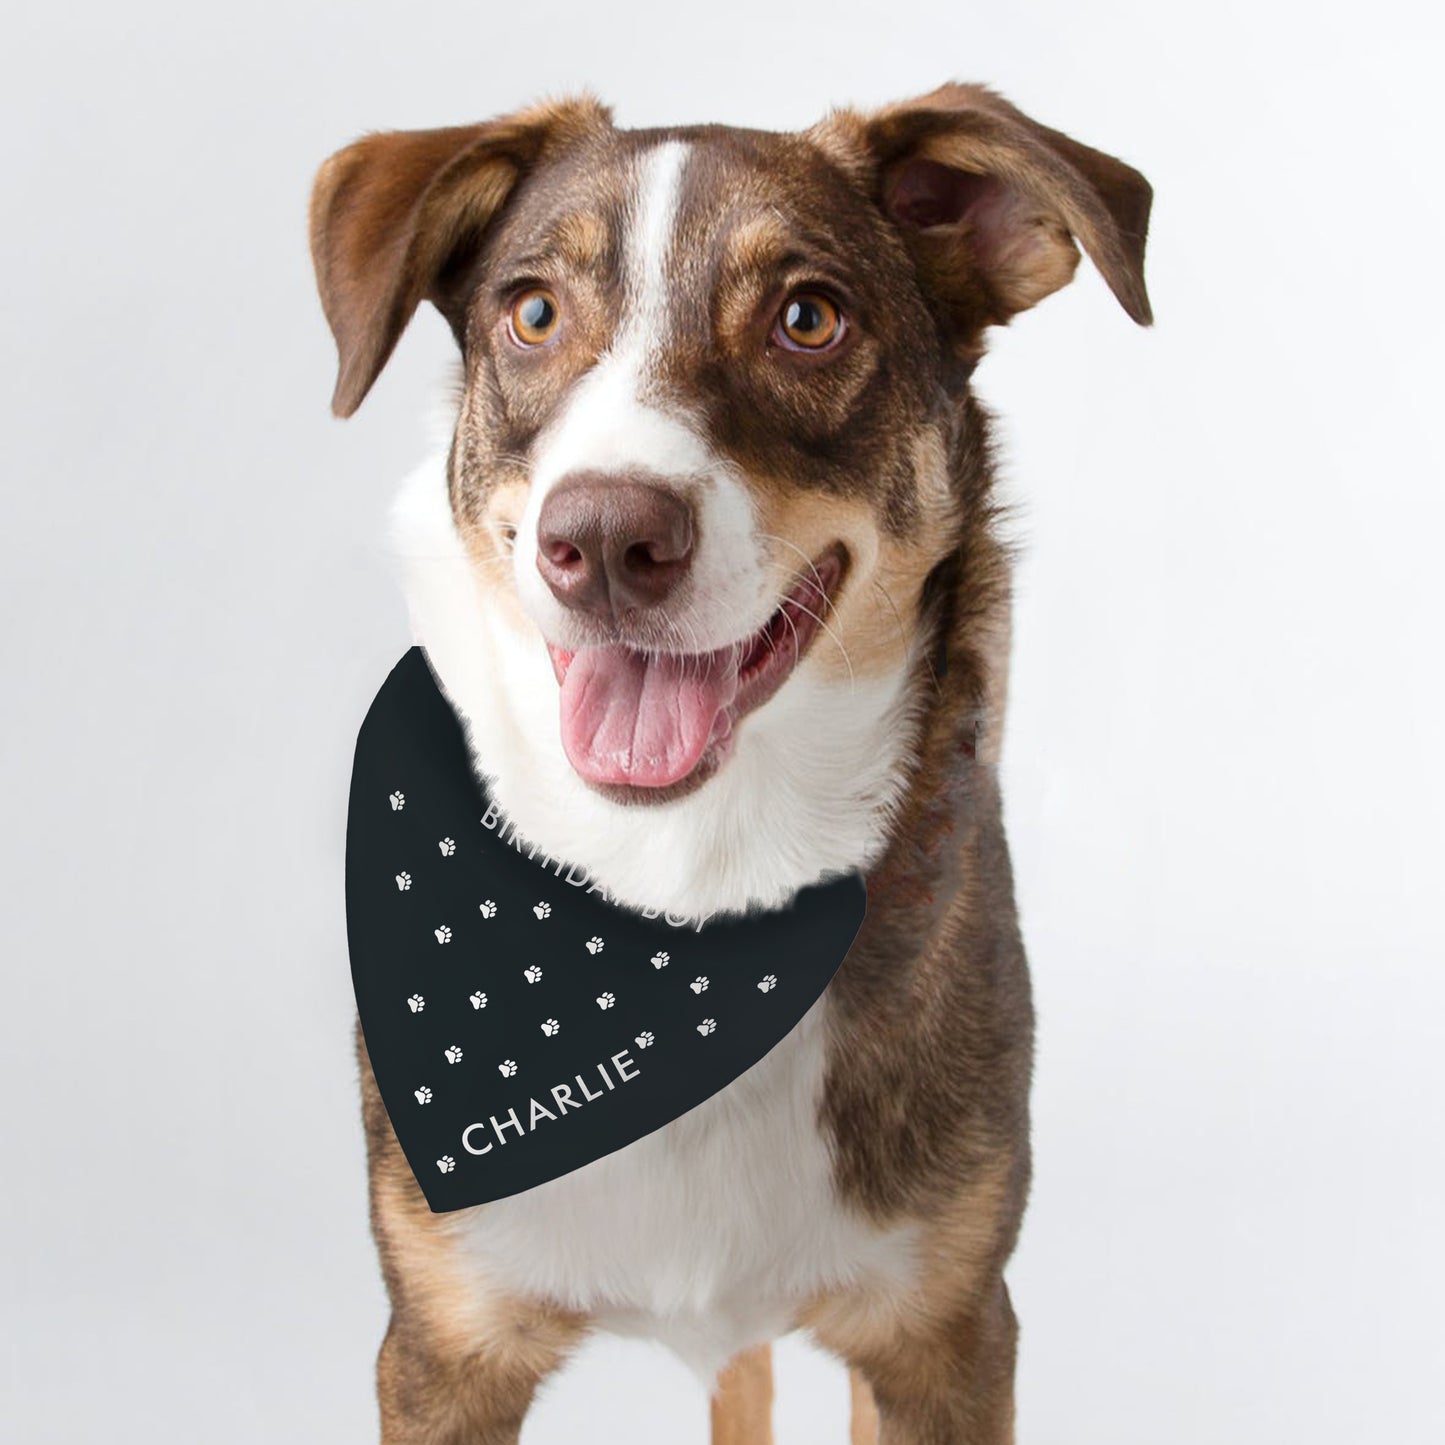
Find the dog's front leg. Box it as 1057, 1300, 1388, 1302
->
360, 1035, 583, 1443
376, 1311, 578, 1445
813, 1279, 1018, 1445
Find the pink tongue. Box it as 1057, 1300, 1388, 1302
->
559, 645, 739, 788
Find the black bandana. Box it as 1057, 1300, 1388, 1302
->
347, 649, 867, 1212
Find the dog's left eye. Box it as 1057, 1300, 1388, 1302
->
773, 292, 845, 352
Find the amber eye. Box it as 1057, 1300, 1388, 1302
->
509, 288, 561, 346
775, 292, 844, 352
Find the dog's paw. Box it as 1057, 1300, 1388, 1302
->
650, 951, 669, 969
523, 965, 543, 984
697, 1018, 717, 1036
634, 1030, 655, 1049
690, 976, 709, 994
541, 1018, 560, 1037
596, 991, 616, 1010
438, 837, 456, 857
586, 936, 605, 955
757, 974, 777, 993
443, 1045, 463, 1065
498, 1059, 518, 1078
389, 791, 405, 812
407, 994, 425, 1013
469, 990, 487, 1010
479, 899, 497, 919
395, 871, 411, 891
533, 901, 552, 920
414, 1086, 432, 1105
436, 1154, 455, 1173
434, 925, 452, 945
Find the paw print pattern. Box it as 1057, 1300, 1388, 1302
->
523, 965, 543, 984
596, 991, 616, 1010
438, 837, 456, 857
498, 1059, 518, 1078
650, 951, 670, 969
395, 872, 411, 891
540, 1018, 560, 1037
389, 791, 405, 811
586, 936, 605, 955
469, 991, 487, 1010
533, 901, 552, 920
757, 974, 777, 993
690, 976, 709, 994
407, 994, 425, 1013
479, 900, 497, 918
697, 1018, 717, 1036
444, 1045, 463, 1064
635, 1031, 655, 1049
436, 1155, 455, 1173
413, 1086, 432, 1105
434, 925, 452, 945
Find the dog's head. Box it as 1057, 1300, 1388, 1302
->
311, 86, 1149, 903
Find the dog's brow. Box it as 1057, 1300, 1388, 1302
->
720, 213, 857, 288
507, 212, 612, 279
721, 237, 857, 302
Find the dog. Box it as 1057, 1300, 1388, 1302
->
310, 82, 1150, 1443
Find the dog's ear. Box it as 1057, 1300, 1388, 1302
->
817, 84, 1152, 338
309, 97, 608, 417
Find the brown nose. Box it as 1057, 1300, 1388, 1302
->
536, 473, 695, 619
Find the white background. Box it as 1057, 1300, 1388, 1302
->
2, 2, 1441, 1441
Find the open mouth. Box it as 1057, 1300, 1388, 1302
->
546, 547, 846, 796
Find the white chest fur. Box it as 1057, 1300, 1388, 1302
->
442, 999, 917, 1380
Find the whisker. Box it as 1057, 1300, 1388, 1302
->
756, 532, 840, 618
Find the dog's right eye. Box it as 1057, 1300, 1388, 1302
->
509, 289, 561, 347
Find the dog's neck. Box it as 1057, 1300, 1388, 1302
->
392, 451, 1008, 920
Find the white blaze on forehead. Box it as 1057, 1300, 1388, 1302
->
524, 139, 699, 498
514, 140, 772, 653
623, 139, 690, 366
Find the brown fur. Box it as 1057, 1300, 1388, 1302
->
314, 83, 1151, 1443
710, 1344, 775, 1445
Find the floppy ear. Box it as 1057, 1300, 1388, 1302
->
309, 96, 609, 417
818, 84, 1152, 338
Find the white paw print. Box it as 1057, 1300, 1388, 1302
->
533, 901, 552, 919
596, 991, 616, 1010
389, 790, 405, 811
758, 974, 778, 993
690, 976, 709, 994
479, 900, 497, 919
586, 936, 605, 955
540, 1018, 560, 1036
434, 925, 452, 945
444, 1045, 463, 1064
650, 951, 669, 969
635, 1030, 655, 1049
438, 837, 456, 857
523, 965, 543, 984
395, 871, 411, 891
469, 991, 487, 1010
436, 1154, 455, 1173
498, 1059, 518, 1078
407, 994, 425, 1013
697, 1018, 717, 1036
414, 1086, 432, 1105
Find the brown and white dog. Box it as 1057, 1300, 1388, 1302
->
311, 83, 1150, 1444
